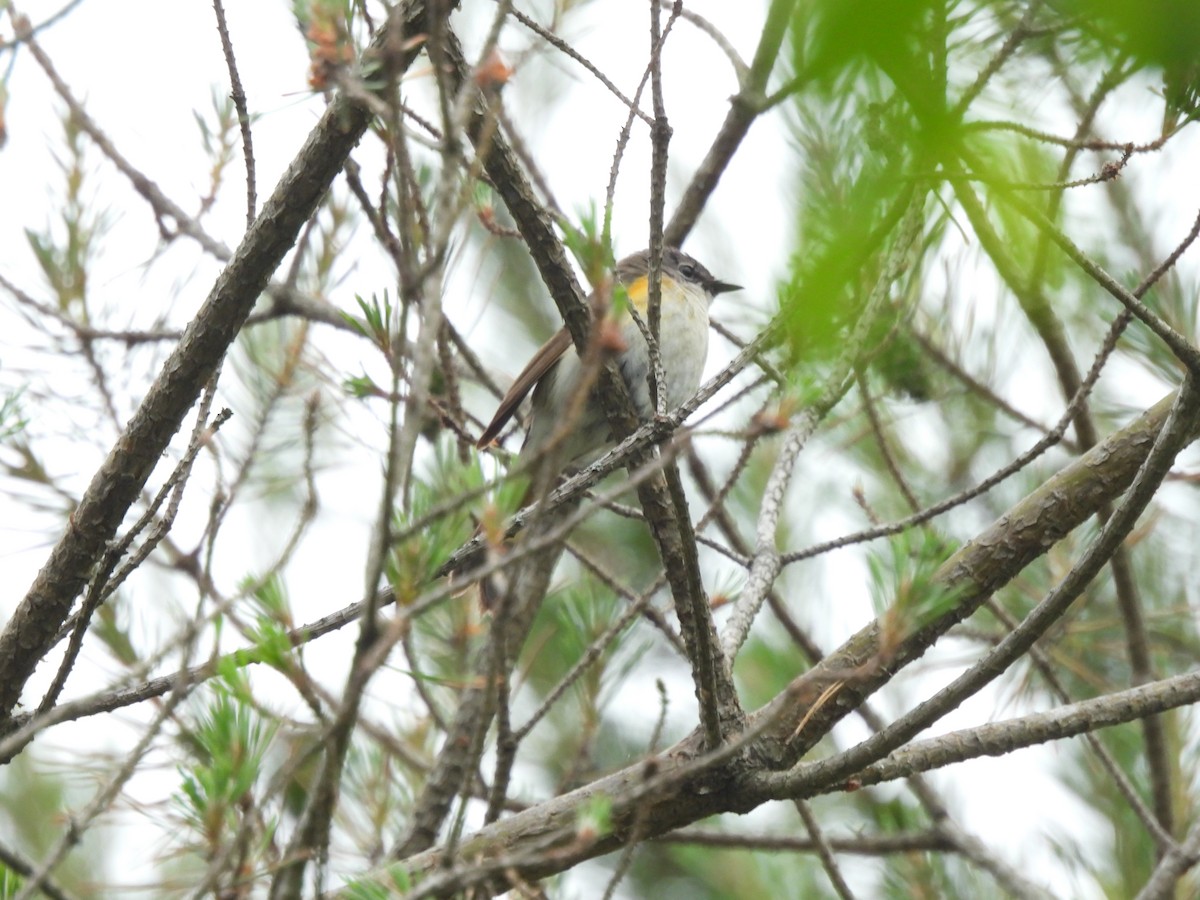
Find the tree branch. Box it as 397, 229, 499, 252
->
0, 0, 439, 725
383, 383, 1199, 888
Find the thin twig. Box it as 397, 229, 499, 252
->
721, 198, 924, 657
775, 377, 1200, 796
211, 0, 256, 228
781, 304, 1130, 566
795, 800, 857, 900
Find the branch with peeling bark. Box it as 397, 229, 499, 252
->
0, 1, 458, 726
378, 379, 1199, 890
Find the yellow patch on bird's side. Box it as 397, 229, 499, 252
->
622, 274, 686, 314
624, 275, 649, 311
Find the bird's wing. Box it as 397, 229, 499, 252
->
476, 327, 574, 448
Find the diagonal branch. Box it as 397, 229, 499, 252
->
0, 0, 439, 725
393, 503, 572, 859
443, 22, 743, 746
843, 668, 1200, 791
760, 379, 1200, 789
664, 0, 798, 246
720, 196, 924, 658
385, 381, 1199, 890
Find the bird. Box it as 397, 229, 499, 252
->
476, 246, 741, 475
439, 247, 739, 597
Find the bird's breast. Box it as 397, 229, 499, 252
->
618, 280, 710, 418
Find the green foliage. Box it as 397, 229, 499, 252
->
1064, 0, 1200, 123
1118, 274, 1200, 388
340, 879, 394, 900
1034, 532, 1200, 895
340, 742, 420, 864
965, 127, 1064, 275
247, 570, 291, 621
24, 109, 109, 315
880, 846, 1000, 899
576, 793, 613, 839
341, 863, 413, 896
387, 444, 492, 724
779, 77, 922, 375
799, 0, 947, 104
560, 200, 616, 287
632, 825, 828, 900
174, 672, 279, 851
525, 579, 649, 744
391, 440, 487, 590
193, 88, 242, 213
224, 319, 330, 509
243, 573, 299, 671
0, 867, 24, 896
343, 290, 395, 355
527, 581, 621, 686
0, 753, 106, 895
574, 496, 665, 581
866, 529, 962, 636
735, 631, 811, 711
0, 389, 27, 441
871, 329, 936, 401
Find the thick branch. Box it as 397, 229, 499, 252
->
387, 386, 1196, 887
443, 23, 743, 743
0, 0, 438, 723
664, 0, 797, 245
753, 389, 1197, 774
844, 669, 1200, 790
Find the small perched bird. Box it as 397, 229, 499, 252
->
477, 247, 741, 471
440, 247, 739, 596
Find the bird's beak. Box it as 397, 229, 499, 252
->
710, 279, 742, 295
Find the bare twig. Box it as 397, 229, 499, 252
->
795, 800, 857, 900
773, 377, 1200, 795
665, 0, 797, 246
840, 669, 1200, 793
721, 198, 923, 657
211, 0, 257, 228
0, 0, 438, 726
1136, 821, 1200, 900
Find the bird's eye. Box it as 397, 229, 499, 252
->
678, 263, 697, 280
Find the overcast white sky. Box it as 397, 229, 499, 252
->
3, 1, 1199, 896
